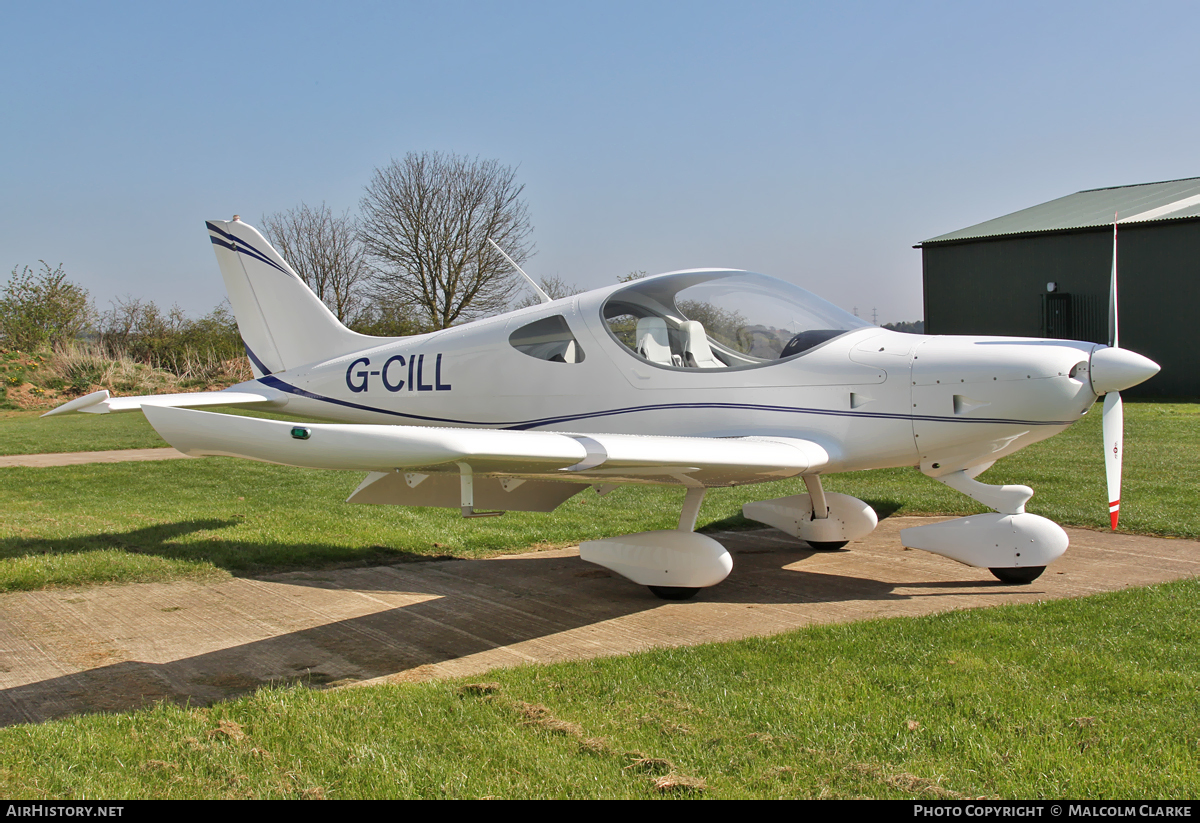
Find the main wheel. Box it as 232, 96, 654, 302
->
648, 586, 701, 601
990, 566, 1046, 585
806, 540, 848, 551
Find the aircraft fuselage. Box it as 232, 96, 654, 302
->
245, 284, 1101, 481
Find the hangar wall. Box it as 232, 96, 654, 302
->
921, 219, 1199, 397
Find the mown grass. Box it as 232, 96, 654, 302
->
2, 578, 1197, 799
0, 409, 167, 455
0, 404, 301, 456
0, 400, 1195, 591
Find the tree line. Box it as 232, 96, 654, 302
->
0, 261, 245, 373
1, 151, 553, 372
260, 151, 540, 334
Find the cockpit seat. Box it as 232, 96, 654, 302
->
636, 317, 680, 366
680, 320, 725, 368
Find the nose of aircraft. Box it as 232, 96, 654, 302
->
1089, 346, 1160, 395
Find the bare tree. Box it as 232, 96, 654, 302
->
358, 153, 534, 329
260, 203, 369, 325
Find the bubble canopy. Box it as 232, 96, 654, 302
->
600, 270, 871, 371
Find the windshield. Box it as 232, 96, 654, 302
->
601, 270, 870, 370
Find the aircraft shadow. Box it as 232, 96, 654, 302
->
0, 526, 1023, 727
0, 519, 238, 560
0, 518, 463, 570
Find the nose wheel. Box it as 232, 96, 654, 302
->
805, 540, 848, 551
990, 566, 1045, 584
648, 586, 701, 601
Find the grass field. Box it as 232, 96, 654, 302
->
1, 578, 1197, 798
0, 408, 169, 455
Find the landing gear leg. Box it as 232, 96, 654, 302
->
742, 478, 876, 547
802, 475, 848, 551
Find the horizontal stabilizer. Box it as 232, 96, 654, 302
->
140, 406, 830, 486
42, 386, 288, 417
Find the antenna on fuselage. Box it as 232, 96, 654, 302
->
488, 237, 551, 305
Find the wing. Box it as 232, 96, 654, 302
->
41, 386, 288, 417
141, 406, 830, 513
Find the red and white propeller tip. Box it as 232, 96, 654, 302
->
1093, 347, 1159, 531
1102, 391, 1123, 530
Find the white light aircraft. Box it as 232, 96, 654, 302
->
46, 218, 1159, 599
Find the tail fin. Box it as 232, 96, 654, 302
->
206, 218, 377, 375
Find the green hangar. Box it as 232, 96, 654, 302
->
917, 176, 1200, 397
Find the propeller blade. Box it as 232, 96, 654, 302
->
1109, 219, 1119, 348
1102, 390, 1123, 530
1102, 216, 1123, 530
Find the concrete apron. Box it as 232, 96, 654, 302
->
2, 517, 1197, 726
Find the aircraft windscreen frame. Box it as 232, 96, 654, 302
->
600, 270, 871, 372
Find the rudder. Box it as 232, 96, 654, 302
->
206, 218, 378, 375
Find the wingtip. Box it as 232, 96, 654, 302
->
41, 389, 111, 417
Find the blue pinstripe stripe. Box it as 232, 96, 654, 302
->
243, 341, 274, 376
256, 376, 1075, 431
206, 222, 294, 277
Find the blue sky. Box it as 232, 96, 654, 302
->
2, 1, 1197, 324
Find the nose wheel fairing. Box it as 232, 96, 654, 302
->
900, 467, 1069, 580
900, 512, 1068, 572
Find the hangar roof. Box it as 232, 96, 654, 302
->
919, 176, 1200, 246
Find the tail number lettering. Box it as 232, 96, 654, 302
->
346, 354, 452, 393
